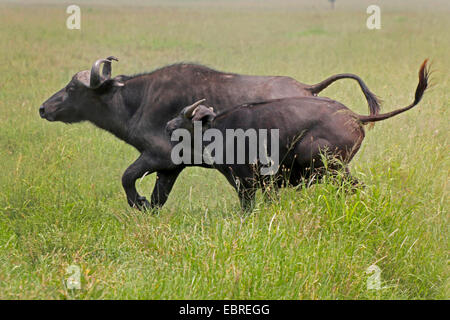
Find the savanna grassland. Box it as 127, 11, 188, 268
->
0, 0, 448, 299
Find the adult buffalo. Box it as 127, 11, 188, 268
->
39, 57, 380, 210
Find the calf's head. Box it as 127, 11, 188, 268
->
39, 56, 124, 123
166, 99, 216, 136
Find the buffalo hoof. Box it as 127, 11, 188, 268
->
344, 178, 365, 194
131, 196, 151, 211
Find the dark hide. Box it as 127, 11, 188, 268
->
40, 60, 380, 210
166, 60, 429, 210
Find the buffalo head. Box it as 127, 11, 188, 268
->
165, 99, 215, 136
39, 56, 124, 123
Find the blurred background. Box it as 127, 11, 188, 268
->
0, 0, 448, 299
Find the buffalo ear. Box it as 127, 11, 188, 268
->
103, 78, 125, 87
191, 105, 216, 125
93, 78, 124, 93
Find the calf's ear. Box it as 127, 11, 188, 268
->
192, 105, 216, 125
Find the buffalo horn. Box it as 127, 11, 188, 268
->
184, 99, 206, 118
89, 56, 119, 88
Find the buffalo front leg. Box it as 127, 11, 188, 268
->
150, 168, 183, 208
122, 154, 154, 211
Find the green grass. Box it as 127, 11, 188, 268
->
0, 0, 448, 299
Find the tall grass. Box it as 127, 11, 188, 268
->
0, 0, 448, 299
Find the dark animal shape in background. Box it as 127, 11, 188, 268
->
39, 56, 380, 210
166, 60, 429, 210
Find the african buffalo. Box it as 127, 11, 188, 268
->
39, 56, 380, 210
166, 60, 429, 210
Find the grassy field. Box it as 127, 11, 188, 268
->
0, 0, 448, 299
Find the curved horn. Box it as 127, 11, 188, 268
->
89, 56, 119, 88
184, 99, 206, 118
102, 56, 119, 79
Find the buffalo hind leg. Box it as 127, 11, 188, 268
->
150, 168, 183, 208
317, 163, 363, 191
341, 167, 364, 191
238, 186, 256, 212
261, 175, 280, 204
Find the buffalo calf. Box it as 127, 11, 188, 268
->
166, 60, 430, 210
